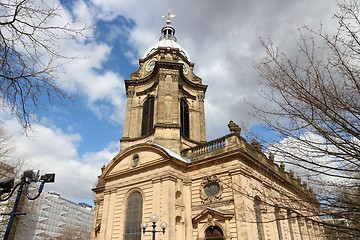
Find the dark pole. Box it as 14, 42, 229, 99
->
0, 172, 54, 240
142, 215, 166, 239
152, 222, 156, 240
3, 182, 26, 240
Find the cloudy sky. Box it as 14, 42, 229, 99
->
2, 0, 339, 204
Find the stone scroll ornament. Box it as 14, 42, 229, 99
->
200, 175, 223, 204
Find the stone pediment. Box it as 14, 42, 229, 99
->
192, 207, 234, 224
102, 143, 189, 179
192, 208, 234, 240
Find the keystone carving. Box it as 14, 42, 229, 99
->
126, 86, 135, 97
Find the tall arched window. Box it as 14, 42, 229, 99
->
141, 97, 154, 136
180, 99, 190, 138
254, 196, 264, 240
124, 191, 143, 240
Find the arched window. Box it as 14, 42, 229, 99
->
180, 99, 190, 138
141, 97, 154, 136
254, 196, 264, 240
205, 226, 224, 240
124, 191, 143, 240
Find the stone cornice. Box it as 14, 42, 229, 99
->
154, 123, 180, 129
179, 85, 197, 100
125, 61, 207, 92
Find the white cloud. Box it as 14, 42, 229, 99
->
78, 0, 338, 139
2, 118, 118, 203
5, 0, 339, 136
265, 132, 345, 185
56, 34, 126, 124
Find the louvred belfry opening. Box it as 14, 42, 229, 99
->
141, 97, 154, 136
180, 99, 190, 138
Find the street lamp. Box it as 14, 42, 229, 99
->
142, 213, 167, 240
0, 170, 55, 240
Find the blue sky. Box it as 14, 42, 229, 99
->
1, 0, 338, 205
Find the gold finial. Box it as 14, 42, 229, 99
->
162, 10, 175, 25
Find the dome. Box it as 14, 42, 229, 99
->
143, 12, 190, 61
143, 38, 190, 60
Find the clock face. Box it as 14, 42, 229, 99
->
145, 58, 157, 72
179, 60, 189, 75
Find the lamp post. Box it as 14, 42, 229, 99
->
142, 213, 167, 240
0, 170, 55, 240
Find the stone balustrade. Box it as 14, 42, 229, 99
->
182, 134, 238, 159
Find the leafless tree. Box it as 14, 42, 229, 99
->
0, 0, 87, 129
254, 0, 359, 238
0, 128, 26, 178
57, 222, 91, 240
0, 127, 27, 237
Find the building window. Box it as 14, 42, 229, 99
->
254, 196, 264, 240
200, 175, 223, 204
205, 226, 224, 240
131, 154, 139, 167
124, 191, 143, 240
141, 97, 154, 136
275, 205, 283, 240
180, 99, 190, 138
204, 182, 221, 197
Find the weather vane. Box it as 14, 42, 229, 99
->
162, 10, 175, 25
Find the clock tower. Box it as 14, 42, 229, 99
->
120, 13, 207, 154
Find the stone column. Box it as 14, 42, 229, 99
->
90, 199, 100, 240
197, 92, 206, 142
106, 189, 117, 239
183, 180, 193, 239
152, 177, 162, 218
230, 171, 249, 240
160, 176, 176, 240
98, 190, 111, 240
120, 88, 135, 150
155, 73, 167, 124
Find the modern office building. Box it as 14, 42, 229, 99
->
12, 191, 93, 240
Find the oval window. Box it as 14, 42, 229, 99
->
132, 155, 139, 167
204, 182, 220, 197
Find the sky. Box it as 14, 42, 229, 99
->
1, 0, 339, 205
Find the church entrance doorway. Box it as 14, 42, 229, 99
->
205, 226, 224, 240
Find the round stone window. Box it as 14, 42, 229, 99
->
204, 182, 221, 197
200, 175, 223, 204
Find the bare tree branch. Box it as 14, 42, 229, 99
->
253, 0, 360, 237
0, 0, 89, 129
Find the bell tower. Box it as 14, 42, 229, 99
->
120, 13, 207, 154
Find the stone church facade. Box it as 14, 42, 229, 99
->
91, 15, 325, 240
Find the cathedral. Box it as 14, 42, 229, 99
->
91, 14, 325, 240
